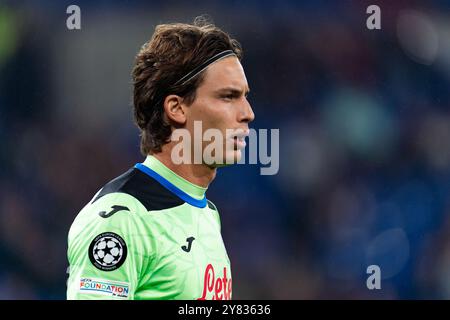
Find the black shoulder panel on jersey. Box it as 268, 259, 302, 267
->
207, 200, 217, 211
92, 168, 185, 211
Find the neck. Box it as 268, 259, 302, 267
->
151, 143, 217, 188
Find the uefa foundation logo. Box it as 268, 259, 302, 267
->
79, 278, 130, 298
170, 121, 279, 175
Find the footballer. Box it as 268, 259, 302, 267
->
66, 18, 255, 300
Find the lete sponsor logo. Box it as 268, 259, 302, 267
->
197, 264, 232, 300
79, 278, 130, 298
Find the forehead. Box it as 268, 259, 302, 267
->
200, 56, 248, 90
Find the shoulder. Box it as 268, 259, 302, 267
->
92, 167, 185, 212
69, 165, 188, 244
207, 199, 218, 212
67, 185, 158, 271
206, 199, 221, 228
69, 166, 185, 246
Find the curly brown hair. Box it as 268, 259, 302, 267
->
132, 17, 243, 155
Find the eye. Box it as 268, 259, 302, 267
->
221, 94, 234, 101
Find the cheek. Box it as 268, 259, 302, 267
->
191, 99, 234, 129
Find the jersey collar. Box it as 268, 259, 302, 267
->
134, 155, 207, 208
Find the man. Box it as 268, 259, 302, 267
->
66, 18, 254, 300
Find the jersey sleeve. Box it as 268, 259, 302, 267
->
66, 192, 156, 300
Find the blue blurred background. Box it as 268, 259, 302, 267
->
1, 0, 450, 299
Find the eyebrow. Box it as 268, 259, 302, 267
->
215, 86, 251, 95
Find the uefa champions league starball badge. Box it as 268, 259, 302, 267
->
89, 232, 127, 271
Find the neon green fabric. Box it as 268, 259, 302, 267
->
67, 156, 232, 300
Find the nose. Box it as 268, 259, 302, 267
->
239, 98, 255, 123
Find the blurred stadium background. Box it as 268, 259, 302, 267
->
1, 0, 450, 299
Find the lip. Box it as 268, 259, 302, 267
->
227, 128, 249, 149
228, 128, 250, 140
234, 136, 247, 149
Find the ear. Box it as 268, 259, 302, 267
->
163, 94, 186, 125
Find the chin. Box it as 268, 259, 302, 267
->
225, 149, 242, 165
206, 150, 242, 168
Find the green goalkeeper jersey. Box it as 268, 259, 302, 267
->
67, 156, 232, 300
